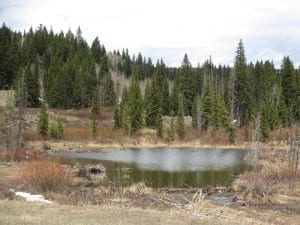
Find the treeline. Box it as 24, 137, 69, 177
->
0, 23, 299, 141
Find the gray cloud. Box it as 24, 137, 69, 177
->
1, 0, 300, 68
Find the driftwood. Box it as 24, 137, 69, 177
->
160, 187, 236, 194
149, 188, 238, 218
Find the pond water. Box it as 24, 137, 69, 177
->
58, 148, 251, 188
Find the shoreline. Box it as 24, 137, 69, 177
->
28, 140, 289, 153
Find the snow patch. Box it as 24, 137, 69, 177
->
15, 191, 52, 203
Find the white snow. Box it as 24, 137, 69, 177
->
15, 191, 52, 203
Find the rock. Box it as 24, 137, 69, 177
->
87, 164, 106, 174
42, 143, 51, 150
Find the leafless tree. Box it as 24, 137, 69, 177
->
289, 123, 300, 175
16, 70, 27, 147
0, 92, 16, 152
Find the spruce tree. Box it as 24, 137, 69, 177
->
114, 104, 121, 128
234, 40, 252, 126
260, 103, 269, 141
176, 93, 185, 139
128, 74, 143, 131
121, 102, 132, 135
200, 83, 212, 131
91, 86, 100, 115
281, 57, 297, 123
168, 116, 175, 142
38, 102, 48, 137
211, 94, 230, 129
91, 117, 98, 138
177, 54, 195, 115
57, 118, 65, 139
156, 105, 163, 137
91, 87, 100, 138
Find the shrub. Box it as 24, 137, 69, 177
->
49, 119, 65, 139
49, 123, 58, 138
15, 160, 72, 192
0, 147, 27, 161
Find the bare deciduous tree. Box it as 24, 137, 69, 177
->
289, 123, 300, 175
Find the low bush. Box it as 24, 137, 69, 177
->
240, 165, 300, 203
0, 148, 45, 161
15, 160, 72, 192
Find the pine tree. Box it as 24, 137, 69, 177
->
176, 93, 185, 139
38, 102, 48, 137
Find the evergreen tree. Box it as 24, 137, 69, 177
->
49, 123, 58, 139
156, 105, 163, 137
144, 77, 161, 128
211, 94, 230, 129
176, 93, 185, 139
169, 82, 180, 114
234, 40, 252, 126
57, 118, 65, 139
192, 95, 201, 129
91, 87, 100, 138
114, 104, 121, 128
91, 86, 100, 115
101, 73, 116, 106
91, 37, 102, 63
128, 74, 143, 131
25, 63, 40, 107
177, 54, 196, 115
121, 102, 132, 135
168, 116, 175, 142
260, 103, 269, 141
200, 82, 212, 131
91, 116, 98, 138
38, 102, 48, 137
280, 57, 297, 123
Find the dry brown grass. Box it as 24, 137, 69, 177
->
0, 148, 45, 161
126, 182, 151, 195
14, 160, 72, 192
239, 164, 300, 203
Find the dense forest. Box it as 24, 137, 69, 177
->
0, 23, 299, 141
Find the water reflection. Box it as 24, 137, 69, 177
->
59, 148, 251, 188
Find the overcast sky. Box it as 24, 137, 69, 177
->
1, 0, 300, 67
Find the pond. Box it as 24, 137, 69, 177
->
58, 148, 251, 188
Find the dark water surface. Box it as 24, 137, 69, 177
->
58, 148, 251, 188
